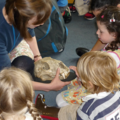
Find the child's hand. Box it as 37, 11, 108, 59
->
50, 68, 70, 91
69, 66, 82, 85
69, 66, 79, 77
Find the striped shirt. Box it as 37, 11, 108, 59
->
77, 91, 120, 120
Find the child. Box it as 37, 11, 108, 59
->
96, 6, 120, 53
76, 51, 120, 120
56, 6, 120, 107
90, 0, 112, 16
76, 0, 120, 56
91, 0, 120, 51
84, 0, 111, 20
35, 51, 119, 120
57, 51, 120, 119
111, 0, 120, 7
0, 67, 42, 120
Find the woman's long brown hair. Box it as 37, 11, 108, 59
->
5, 0, 51, 39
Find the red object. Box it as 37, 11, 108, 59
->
84, 12, 95, 20
41, 115, 58, 120
69, 6, 76, 12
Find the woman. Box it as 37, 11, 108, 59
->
0, 0, 70, 91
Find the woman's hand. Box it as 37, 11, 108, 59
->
49, 68, 70, 91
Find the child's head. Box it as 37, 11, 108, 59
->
89, 0, 112, 16
5, 0, 51, 39
96, 6, 120, 51
0, 67, 41, 120
111, 0, 120, 7
77, 51, 119, 94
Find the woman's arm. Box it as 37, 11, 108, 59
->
25, 36, 42, 61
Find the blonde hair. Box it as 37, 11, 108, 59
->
77, 51, 119, 94
0, 67, 41, 120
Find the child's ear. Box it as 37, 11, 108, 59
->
87, 81, 94, 93
88, 81, 94, 89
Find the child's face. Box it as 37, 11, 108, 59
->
96, 21, 115, 44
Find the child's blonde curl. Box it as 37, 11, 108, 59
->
77, 51, 119, 94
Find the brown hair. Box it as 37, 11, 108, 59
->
77, 51, 119, 94
0, 67, 41, 120
96, 6, 120, 51
5, 0, 52, 39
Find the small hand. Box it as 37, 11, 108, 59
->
69, 66, 81, 85
69, 66, 79, 77
50, 68, 70, 91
